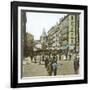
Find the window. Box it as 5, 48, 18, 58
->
71, 16, 73, 20
71, 22, 73, 26
71, 33, 73, 36
71, 28, 73, 32
71, 37, 74, 39
71, 39, 73, 43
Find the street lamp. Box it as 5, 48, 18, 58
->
64, 44, 69, 60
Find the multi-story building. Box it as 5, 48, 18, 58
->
48, 23, 61, 50
60, 15, 76, 60
75, 14, 80, 58
47, 23, 61, 60
47, 14, 80, 60
40, 28, 48, 49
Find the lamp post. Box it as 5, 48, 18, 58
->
64, 44, 69, 60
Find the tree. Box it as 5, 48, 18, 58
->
24, 32, 34, 58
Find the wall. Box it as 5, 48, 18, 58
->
0, 0, 89, 90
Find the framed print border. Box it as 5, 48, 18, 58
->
11, 1, 88, 88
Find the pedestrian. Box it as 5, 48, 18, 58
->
31, 55, 33, 62
69, 54, 71, 60
45, 57, 49, 68
52, 56, 57, 76
74, 57, 79, 74
47, 59, 53, 76
42, 55, 44, 61
52, 62, 57, 75
39, 55, 41, 64
34, 56, 37, 63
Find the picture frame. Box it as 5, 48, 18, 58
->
11, 1, 88, 88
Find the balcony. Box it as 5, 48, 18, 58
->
61, 37, 68, 41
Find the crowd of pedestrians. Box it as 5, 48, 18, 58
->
44, 56, 58, 76
29, 54, 79, 75
32, 55, 58, 76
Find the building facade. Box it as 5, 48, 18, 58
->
60, 15, 76, 60
47, 23, 61, 60
48, 23, 61, 50
47, 14, 80, 60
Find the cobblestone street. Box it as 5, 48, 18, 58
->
23, 62, 48, 77
57, 61, 75, 75
23, 59, 75, 77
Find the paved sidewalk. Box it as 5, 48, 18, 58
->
23, 60, 76, 77
57, 61, 75, 75
23, 62, 48, 77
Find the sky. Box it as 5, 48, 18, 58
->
26, 12, 67, 40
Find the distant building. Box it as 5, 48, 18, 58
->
34, 40, 42, 50
40, 28, 48, 49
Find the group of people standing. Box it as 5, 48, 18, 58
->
32, 55, 58, 76
44, 56, 58, 76
31, 54, 79, 75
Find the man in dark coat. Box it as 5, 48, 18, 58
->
45, 57, 49, 68
74, 57, 79, 74
47, 59, 53, 76
52, 56, 57, 76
